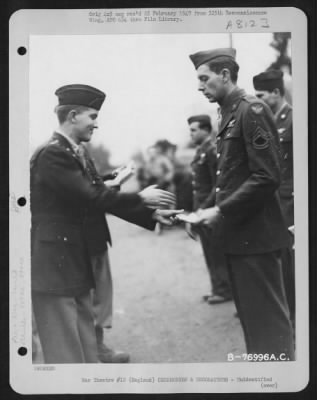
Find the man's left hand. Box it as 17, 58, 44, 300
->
153, 209, 184, 226
194, 206, 222, 226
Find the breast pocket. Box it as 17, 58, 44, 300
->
221, 128, 245, 165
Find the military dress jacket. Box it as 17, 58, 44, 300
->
215, 88, 289, 255
191, 136, 217, 211
31, 133, 156, 296
275, 102, 294, 226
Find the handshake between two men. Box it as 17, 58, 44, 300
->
138, 184, 221, 228
105, 162, 220, 228
104, 163, 183, 225
138, 184, 183, 226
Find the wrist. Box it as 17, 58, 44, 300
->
213, 205, 224, 222
152, 209, 159, 220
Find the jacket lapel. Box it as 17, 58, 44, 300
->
53, 132, 86, 170
217, 112, 235, 137
217, 88, 246, 137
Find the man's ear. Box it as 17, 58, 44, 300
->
273, 88, 281, 97
221, 68, 231, 83
67, 110, 78, 123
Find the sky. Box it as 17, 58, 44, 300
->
30, 33, 278, 164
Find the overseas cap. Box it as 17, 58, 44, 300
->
187, 114, 211, 125
55, 84, 106, 110
253, 70, 284, 92
189, 48, 236, 69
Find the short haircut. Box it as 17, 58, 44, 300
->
188, 116, 212, 133
206, 57, 240, 83
54, 104, 90, 124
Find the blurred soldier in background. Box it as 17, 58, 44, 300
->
253, 69, 295, 330
188, 48, 295, 359
187, 114, 232, 304
144, 144, 175, 191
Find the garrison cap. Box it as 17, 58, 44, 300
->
189, 48, 236, 69
55, 84, 106, 110
253, 70, 284, 92
187, 114, 211, 125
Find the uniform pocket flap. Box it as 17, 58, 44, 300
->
37, 223, 82, 244
223, 128, 241, 140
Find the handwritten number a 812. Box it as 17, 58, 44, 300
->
226, 18, 269, 30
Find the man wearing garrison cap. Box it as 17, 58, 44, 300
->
31, 84, 180, 363
253, 69, 295, 330
188, 49, 295, 360
186, 114, 232, 304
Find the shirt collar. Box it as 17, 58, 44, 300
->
220, 87, 246, 114
200, 135, 212, 148
274, 100, 288, 119
55, 129, 80, 152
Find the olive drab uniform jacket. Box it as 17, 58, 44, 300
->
31, 133, 156, 296
275, 102, 294, 227
215, 88, 289, 255
191, 136, 217, 211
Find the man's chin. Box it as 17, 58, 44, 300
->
204, 95, 216, 103
84, 132, 94, 141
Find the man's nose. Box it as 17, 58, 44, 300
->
198, 81, 205, 91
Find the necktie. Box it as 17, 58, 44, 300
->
217, 107, 223, 131
77, 144, 87, 168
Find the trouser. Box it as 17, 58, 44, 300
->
226, 251, 295, 360
91, 250, 113, 330
32, 290, 98, 363
197, 226, 232, 298
281, 245, 295, 329
280, 196, 295, 329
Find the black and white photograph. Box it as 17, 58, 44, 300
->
9, 7, 309, 394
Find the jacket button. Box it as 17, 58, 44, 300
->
64, 237, 67, 241
217, 153, 220, 158
280, 137, 284, 142
216, 187, 220, 193
216, 170, 220, 175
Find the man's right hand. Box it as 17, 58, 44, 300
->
139, 184, 176, 209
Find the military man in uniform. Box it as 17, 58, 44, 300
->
187, 114, 232, 304
188, 49, 295, 359
253, 69, 295, 329
31, 84, 180, 363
